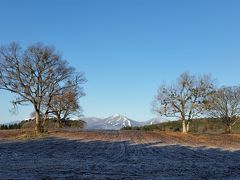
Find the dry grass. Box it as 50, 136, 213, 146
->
0, 129, 50, 140
1, 129, 239, 150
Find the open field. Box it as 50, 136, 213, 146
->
0, 130, 240, 179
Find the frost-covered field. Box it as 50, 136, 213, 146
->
0, 130, 240, 179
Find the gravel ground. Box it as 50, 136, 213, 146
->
0, 130, 240, 179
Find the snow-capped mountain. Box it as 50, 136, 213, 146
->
82, 114, 168, 130
83, 114, 143, 130
103, 114, 143, 130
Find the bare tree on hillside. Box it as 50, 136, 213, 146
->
206, 86, 240, 133
153, 72, 215, 133
0, 42, 86, 133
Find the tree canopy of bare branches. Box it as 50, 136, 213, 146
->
153, 72, 215, 133
0, 42, 86, 133
46, 84, 85, 128
206, 86, 240, 133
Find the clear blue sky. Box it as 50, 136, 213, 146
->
0, 0, 240, 123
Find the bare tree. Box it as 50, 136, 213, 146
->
0, 42, 86, 133
153, 72, 215, 133
206, 86, 240, 133
46, 83, 85, 128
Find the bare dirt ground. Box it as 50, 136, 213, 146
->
0, 129, 240, 179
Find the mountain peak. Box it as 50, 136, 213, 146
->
104, 114, 132, 128
112, 113, 122, 118
110, 114, 128, 119
83, 115, 167, 130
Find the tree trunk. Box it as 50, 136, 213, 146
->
35, 111, 43, 133
186, 121, 190, 133
56, 115, 62, 128
182, 119, 187, 133
43, 116, 49, 133
227, 125, 232, 134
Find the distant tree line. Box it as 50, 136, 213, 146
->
121, 118, 240, 134
153, 72, 240, 134
0, 123, 21, 130
0, 42, 86, 133
0, 118, 86, 130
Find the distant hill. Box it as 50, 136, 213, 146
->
1, 114, 170, 131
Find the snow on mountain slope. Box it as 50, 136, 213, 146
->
82, 114, 168, 130
103, 114, 143, 130
83, 114, 143, 130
